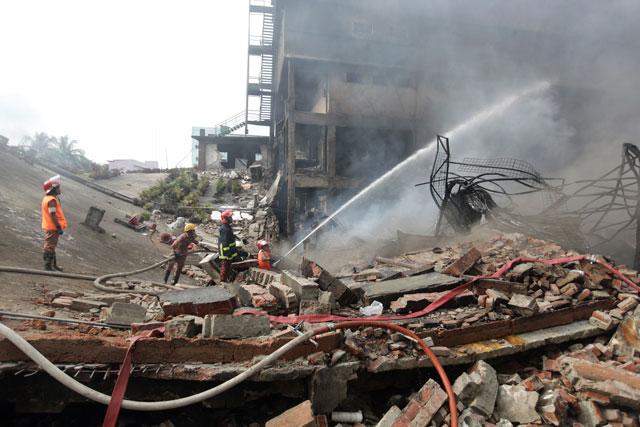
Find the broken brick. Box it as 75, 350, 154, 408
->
577, 288, 592, 302
560, 282, 579, 297
589, 310, 615, 331
265, 400, 315, 427
508, 294, 537, 316
618, 297, 638, 313
443, 247, 482, 277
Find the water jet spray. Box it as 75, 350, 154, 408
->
275, 81, 551, 265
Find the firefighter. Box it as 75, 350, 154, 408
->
257, 240, 273, 270
218, 210, 239, 282
41, 177, 67, 271
164, 223, 206, 285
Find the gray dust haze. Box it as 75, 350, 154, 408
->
289, 0, 640, 270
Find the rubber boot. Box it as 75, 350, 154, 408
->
164, 269, 171, 284
52, 254, 63, 272
43, 253, 54, 271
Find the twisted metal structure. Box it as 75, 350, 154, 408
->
423, 136, 640, 267
423, 135, 563, 235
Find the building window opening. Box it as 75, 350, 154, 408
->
346, 72, 362, 84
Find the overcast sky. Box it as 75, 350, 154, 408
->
0, 1, 249, 167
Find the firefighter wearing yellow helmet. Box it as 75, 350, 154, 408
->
164, 223, 206, 284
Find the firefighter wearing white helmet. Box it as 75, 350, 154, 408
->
41, 176, 66, 271
164, 223, 208, 285
257, 240, 273, 271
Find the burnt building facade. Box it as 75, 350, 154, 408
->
265, 0, 436, 234
198, 0, 639, 236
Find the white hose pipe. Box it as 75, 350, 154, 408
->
93, 251, 210, 295
0, 322, 316, 411
332, 410, 363, 423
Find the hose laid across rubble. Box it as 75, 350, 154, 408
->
0, 265, 181, 295
0, 250, 211, 296
93, 250, 212, 295
0, 321, 321, 411
0, 321, 458, 426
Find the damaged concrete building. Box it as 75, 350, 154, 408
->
192, 0, 633, 236
195, 0, 434, 234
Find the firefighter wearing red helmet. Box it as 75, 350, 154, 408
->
218, 210, 238, 281
257, 240, 272, 271
41, 176, 67, 271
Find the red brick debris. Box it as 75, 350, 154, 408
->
3, 232, 640, 426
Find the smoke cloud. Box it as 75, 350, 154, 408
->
287, 0, 640, 270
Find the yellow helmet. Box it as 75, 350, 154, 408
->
184, 223, 196, 232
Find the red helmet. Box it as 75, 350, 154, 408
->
257, 240, 268, 249
43, 179, 60, 194
221, 210, 233, 223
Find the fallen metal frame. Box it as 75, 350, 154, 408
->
544, 143, 640, 267
421, 135, 564, 235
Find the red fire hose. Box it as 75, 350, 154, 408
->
237, 254, 640, 324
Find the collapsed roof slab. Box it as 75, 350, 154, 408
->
0, 326, 341, 365
0, 298, 616, 384
367, 319, 609, 373
362, 272, 461, 307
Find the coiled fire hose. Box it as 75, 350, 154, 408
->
0, 321, 457, 426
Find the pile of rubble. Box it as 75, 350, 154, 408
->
155, 168, 280, 256
109, 232, 638, 425
5, 231, 640, 425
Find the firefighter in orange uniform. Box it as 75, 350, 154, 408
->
257, 240, 273, 271
41, 177, 67, 271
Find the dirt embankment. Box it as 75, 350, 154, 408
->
0, 152, 168, 315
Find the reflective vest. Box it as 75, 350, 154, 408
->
41, 195, 67, 231
258, 249, 271, 270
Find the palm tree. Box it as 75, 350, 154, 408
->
21, 132, 53, 158
52, 136, 85, 166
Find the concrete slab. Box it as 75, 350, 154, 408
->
361, 272, 460, 307
366, 320, 605, 372
104, 302, 147, 326
158, 286, 237, 317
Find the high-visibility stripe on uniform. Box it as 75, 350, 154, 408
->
219, 241, 238, 260
41, 195, 67, 231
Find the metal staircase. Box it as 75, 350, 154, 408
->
215, 111, 247, 136
246, 0, 275, 133
192, 111, 246, 139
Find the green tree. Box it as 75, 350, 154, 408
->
21, 132, 54, 158
52, 136, 85, 167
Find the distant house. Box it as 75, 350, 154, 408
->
107, 159, 159, 172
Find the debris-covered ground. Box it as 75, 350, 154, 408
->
1, 153, 639, 426
2, 223, 639, 426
